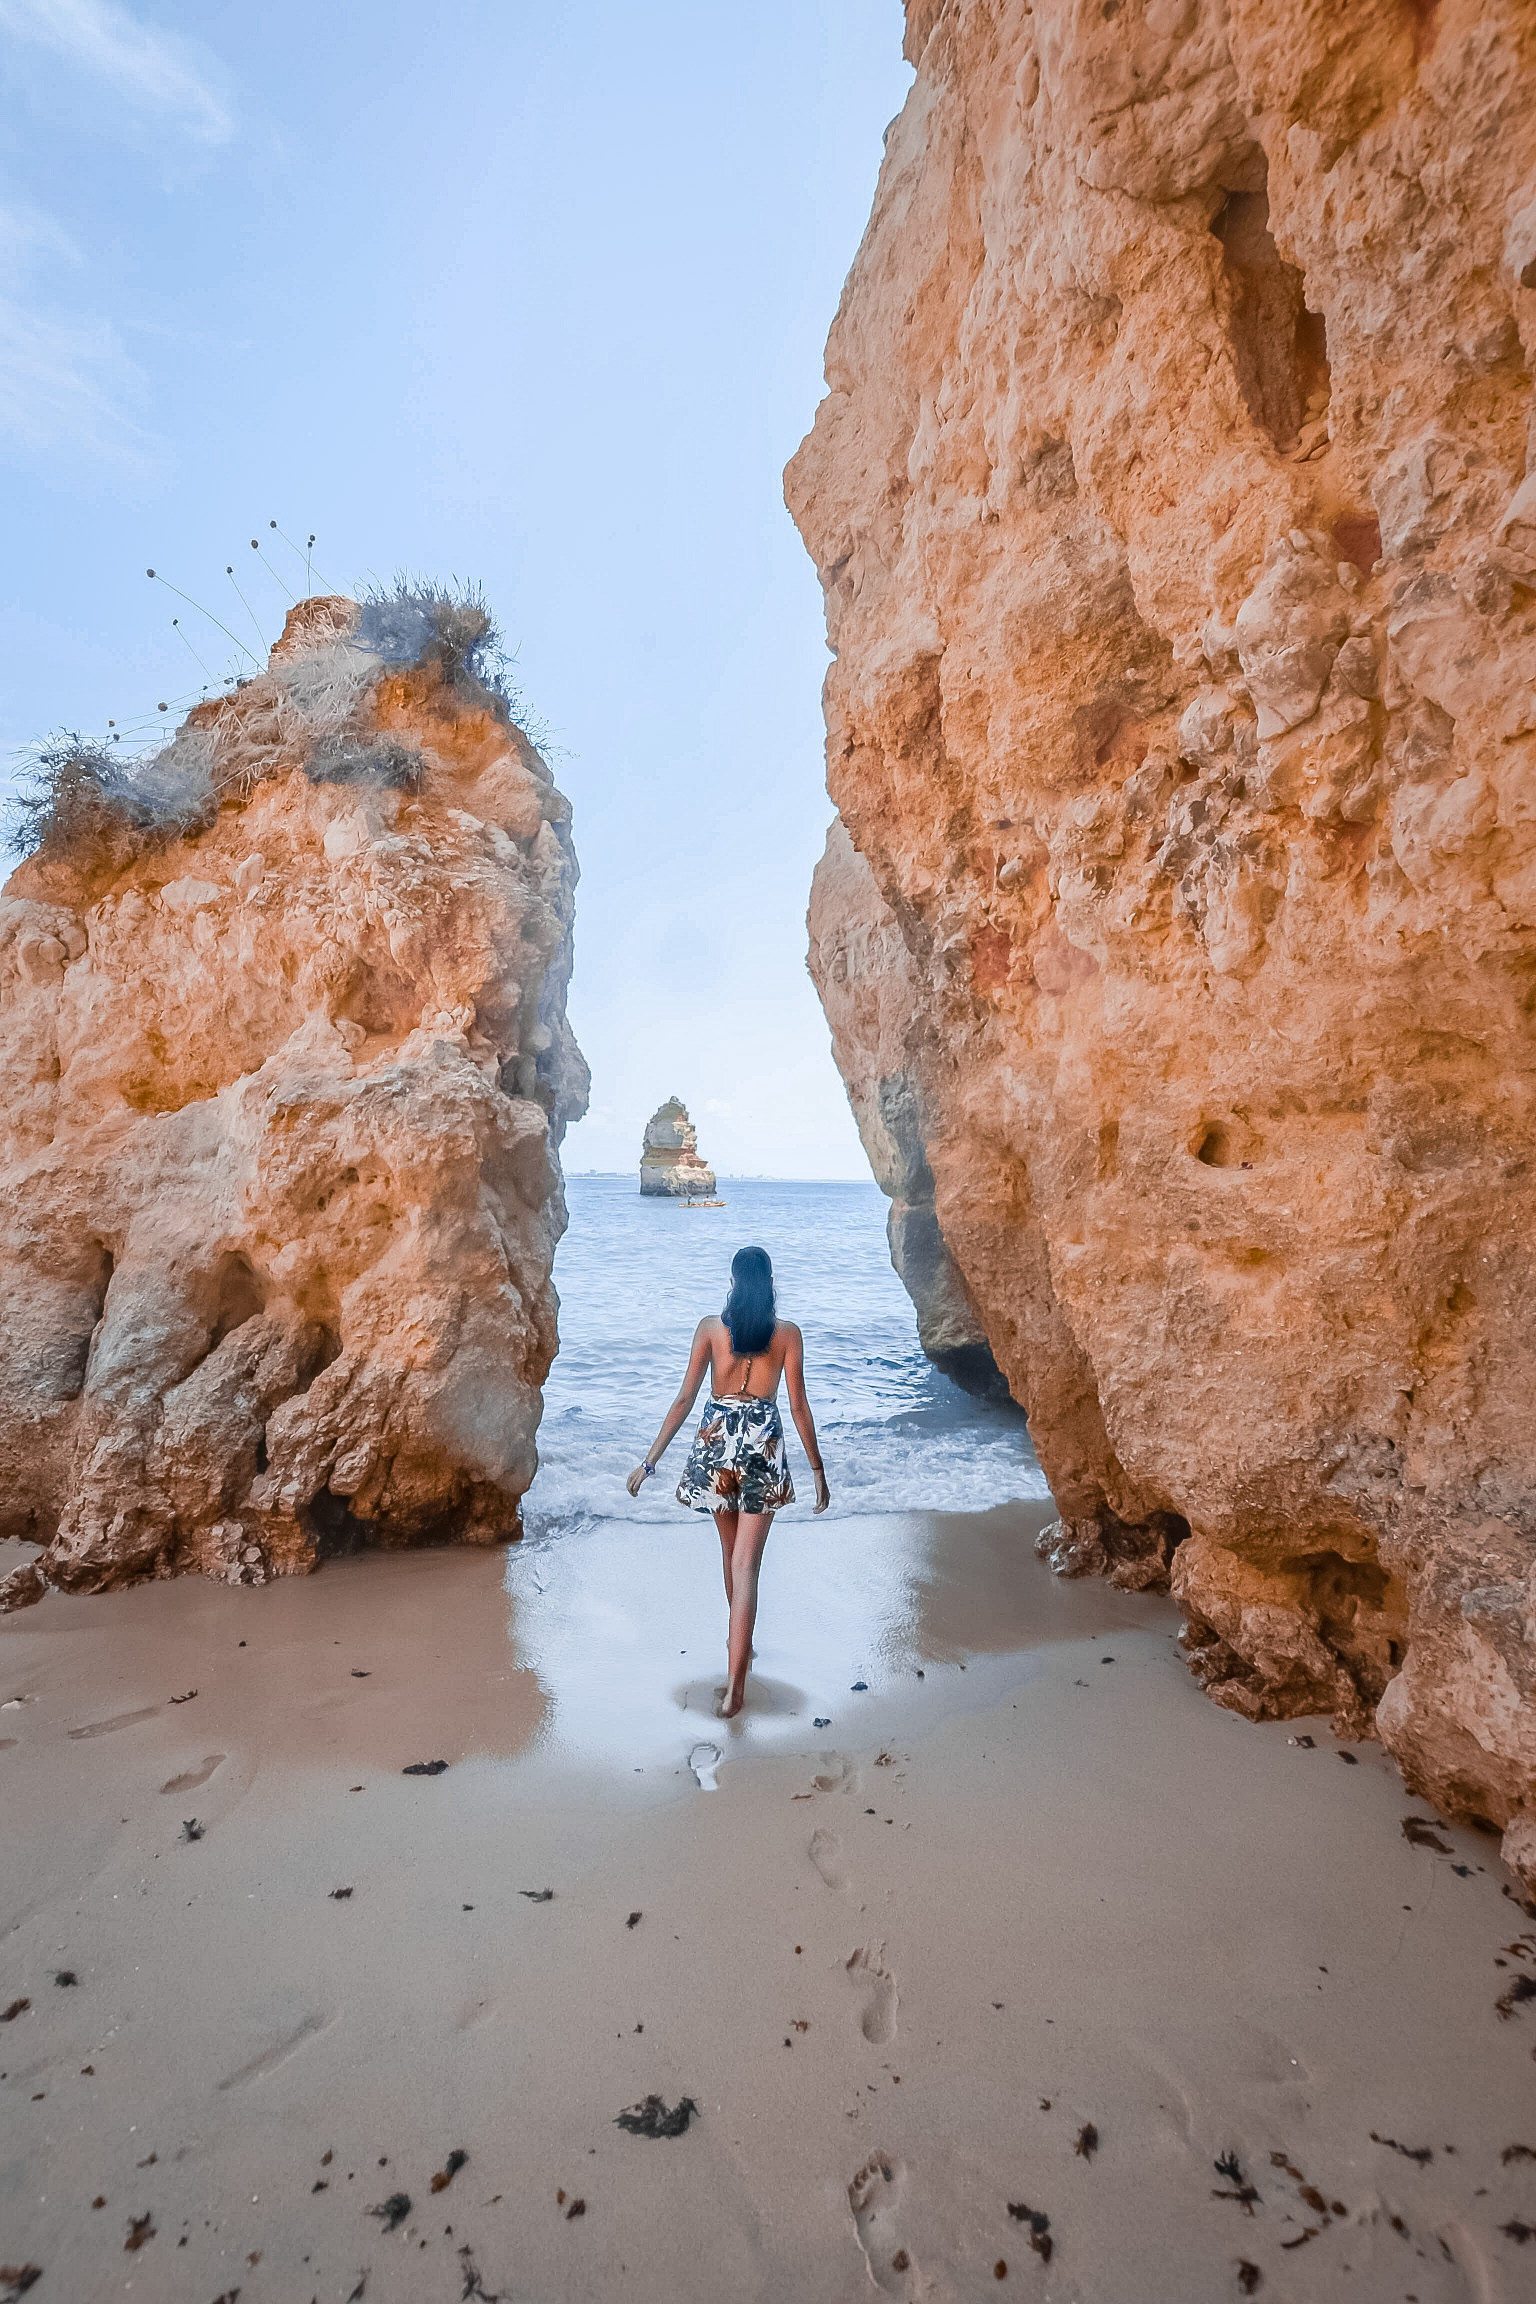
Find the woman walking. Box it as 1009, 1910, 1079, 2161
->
627, 1246, 829, 1717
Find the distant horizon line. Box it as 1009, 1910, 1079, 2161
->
566, 1170, 878, 1184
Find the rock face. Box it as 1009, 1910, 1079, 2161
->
639, 1097, 717, 1198
0, 591, 587, 1608
809, 820, 1007, 1398
787, 0, 1536, 1878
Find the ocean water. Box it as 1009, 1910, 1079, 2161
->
523, 1174, 1048, 1537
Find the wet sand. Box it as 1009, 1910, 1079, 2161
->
2, 1505, 1533, 2302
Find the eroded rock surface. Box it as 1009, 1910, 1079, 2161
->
809, 820, 1007, 1398
0, 594, 587, 1606
639, 1097, 717, 1198
787, 0, 1536, 1878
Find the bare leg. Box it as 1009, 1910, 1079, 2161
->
719, 1511, 774, 1718
715, 1509, 739, 1610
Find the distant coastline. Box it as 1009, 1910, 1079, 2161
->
566, 1170, 880, 1184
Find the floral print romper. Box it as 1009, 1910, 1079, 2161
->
675, 1352, 795, 1516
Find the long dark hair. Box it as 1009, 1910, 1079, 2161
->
722, 1246, 776, 1355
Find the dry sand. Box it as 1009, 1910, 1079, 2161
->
1, 1503, 1533, 2302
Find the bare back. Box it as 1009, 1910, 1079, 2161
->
704, 1313, 792, 1401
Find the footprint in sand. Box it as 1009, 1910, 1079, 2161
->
67, 1706, 160, 1740
689, 1742, 721, 1791
814, 1751, 856, 1794
809, 1828, 849, 1892
848, 2152, 921, 2298
160, 1755, 225, 1795
846, 1943, 898, 2043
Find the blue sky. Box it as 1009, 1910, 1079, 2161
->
0, 0, 912, 1176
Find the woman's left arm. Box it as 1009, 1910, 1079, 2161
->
626, 1320, 713, 1497
783, 1324, 830, 1514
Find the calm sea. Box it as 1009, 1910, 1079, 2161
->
523, 1174, 1048, 1537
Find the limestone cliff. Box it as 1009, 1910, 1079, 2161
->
787, 0, 1536, 1879
0, 591, 587, 1607
639, 1097, 717, 1197
809, 820, 1007, 1398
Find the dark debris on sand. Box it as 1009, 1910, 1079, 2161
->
1401, 1816, 1452, 1852
520, 1888, 554, 1903
1502, 2219, 1535, 2243
1496, 1975, 1536, 2020
368, 2191, 411, 2232
123, 2214, 155, 2252
1006, 2204, 1052, 2262
615, 2094, 699, 2139
403, 1760, 449, 1776
0, 2270, 43, 2300
1, 1999, 30, 2022
626, 1911, 642, 1929
1213, 2152, 1260, 2211
181, 1818, 204, 1841
458, 2243, 503, 2299
53, 1970, 77, 1987
431, 2149, 468, 2194
1237, 2261, 1262, 2293
1503, 2144, 1536, 2164
1371, 2131, 1433, 2164
330, 1887, 354, 1900
1075, 2123, 1098, 2160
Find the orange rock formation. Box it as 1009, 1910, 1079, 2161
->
789, 0, 1536, 1881
0, 594, 586, 1608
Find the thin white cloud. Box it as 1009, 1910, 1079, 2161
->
0, 292, 161, 473
0, 201, 165, 479
0, 200, 82, 269
0, 0, 232, 144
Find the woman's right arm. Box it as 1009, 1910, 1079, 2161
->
626, 1319, 713, 1497
782, 1323, 830, 1515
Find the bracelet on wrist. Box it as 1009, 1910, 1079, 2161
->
642, 1460, 656, 1478
808, 1461, 825, 1474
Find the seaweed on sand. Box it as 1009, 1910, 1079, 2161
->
614, 2094, 699, 2139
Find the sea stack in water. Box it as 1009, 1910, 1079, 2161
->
640, 1097, 716, 1197
787, 0, 1536, 1876
0, 589, 588, 1610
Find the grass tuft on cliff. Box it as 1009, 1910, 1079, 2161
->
358, 578, 544, 740
8, 581, 545, 865
9, 730, 216, 860
304, 734, 426, 790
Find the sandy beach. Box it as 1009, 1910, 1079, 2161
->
3, 1503, 1533, 2303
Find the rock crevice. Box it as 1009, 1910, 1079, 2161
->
789, 0, 1536, 1882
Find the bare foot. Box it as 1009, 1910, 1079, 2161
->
717, 1679, 746, 1720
